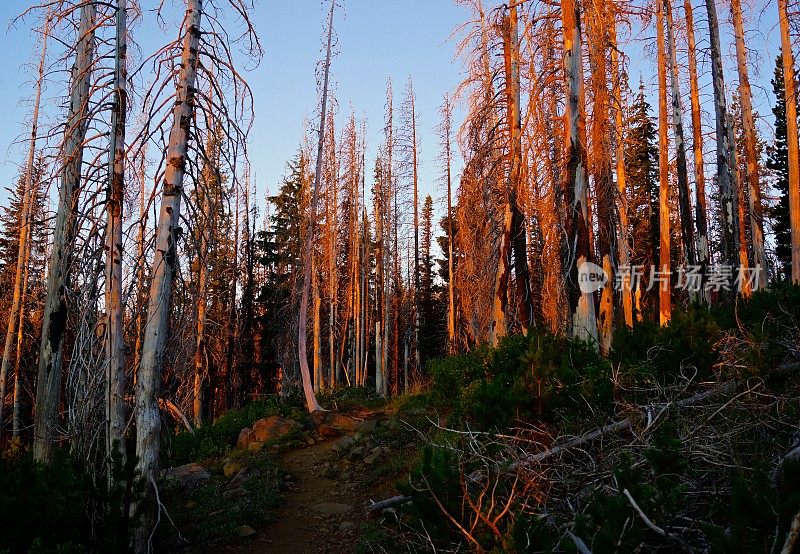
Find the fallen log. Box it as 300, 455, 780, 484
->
367, 362, 800, 513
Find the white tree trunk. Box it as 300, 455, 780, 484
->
105, 0, 127, 460
298, 0, 335, 412
34, 3, 96, 463
134, 1, 202, 549
706, 0, 741, 276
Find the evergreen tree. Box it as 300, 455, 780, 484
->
418, 195, 439, 361
624, 81, 660, 315
0, 155, 48, 433
767, 53, 793, 280
254, 152, 308, 392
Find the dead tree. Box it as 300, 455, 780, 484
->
706, 0, 741, 283
562, 0, 598, 344
656, 0, 671, 324
104, 0, 127, 460
778, 0, 800, 283
664, 0, 695, 273
34, 2, 97, 463
298, 0, 334, 412
0, 9, 50, 442
730, 0, 766, 289
684, 0, 710, 300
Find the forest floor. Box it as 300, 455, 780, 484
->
218, 403, 416, 554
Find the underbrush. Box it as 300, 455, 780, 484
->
398, 285, 800, 552
158, 448, 282, 548
0, 446, 141, 553
165, 396, 306, 465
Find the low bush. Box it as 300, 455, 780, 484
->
0, 447, 140, 553
165, 397, 304, 465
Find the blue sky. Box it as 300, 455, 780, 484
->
0, 0, 787, 227
0, 0, 466, 217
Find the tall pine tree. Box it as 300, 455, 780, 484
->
767, 53, 793, 280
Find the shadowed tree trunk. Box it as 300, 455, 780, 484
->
778, 0, 800, 283
656, 0, 671, 325
104, 0, 127, 460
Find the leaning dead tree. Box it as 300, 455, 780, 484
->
298, 0, 335, 412
132, 0, 259, 548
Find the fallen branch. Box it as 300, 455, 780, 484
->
367, 494, 411, 513
623, 488, 691, 552
159, 399, 193, 433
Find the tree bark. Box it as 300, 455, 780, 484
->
134, 1, 202, 548
105, 0, 127, 459
34, 3, 96, 462
706, 0, 741, 282
778, 0, 800, 283
685, 0, 711, 301
656, 0, 671, 324
297, 0, 334, 411
562, 0, 598, 345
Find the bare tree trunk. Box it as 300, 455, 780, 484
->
706, 0, 741, 282
664, 0, 696, 273
1, 10, 49, 441
730, 0, 766, 289
609, 12, 632, 328
134, 1, 202, 548
313, 260, 322, 392
443, 96, 456, 352
298, 0, 334, 412
410, 83, 420, 382
587, 0, 615, 352
105, 0, 127, 459
380, 82, 393, 397
685, 0, 710, 301
656, 0, 671, 324
12, 223, 33, 439
193, 172, 210, 427
562, 0, 598, 345
34, 3, 96, 462
778, 0, 800, 283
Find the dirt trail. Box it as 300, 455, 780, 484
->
227, 429, 373, 553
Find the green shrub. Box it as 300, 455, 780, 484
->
0, 448, 140, 553
166, 397, 303, 465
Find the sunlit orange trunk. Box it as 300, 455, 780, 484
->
685, 0, 710, 301
778, 0, 800, 283
656, 0, 671, 324
562, 0, 598, 345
